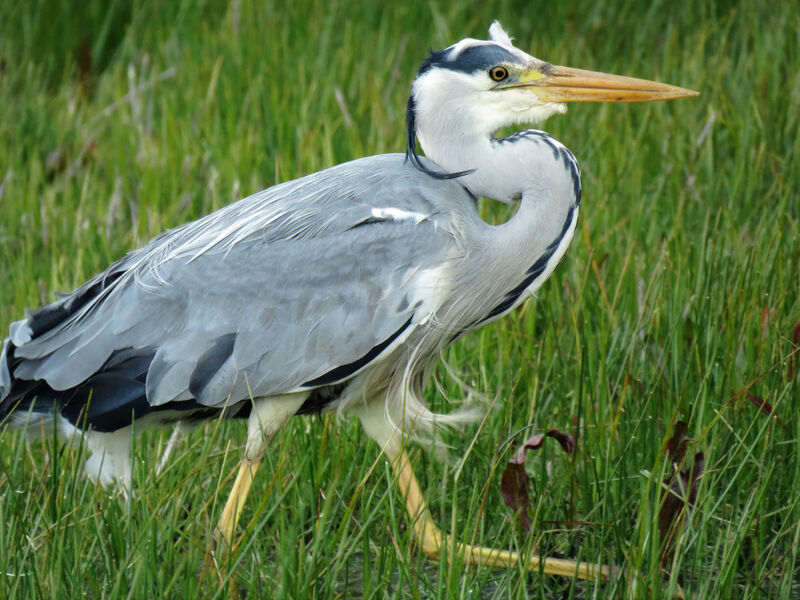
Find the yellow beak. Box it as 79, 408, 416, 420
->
514, 64, 698, 103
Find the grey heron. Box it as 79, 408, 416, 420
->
0, 22, 696, 579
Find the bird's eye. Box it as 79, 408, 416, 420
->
489, 66, 508, 82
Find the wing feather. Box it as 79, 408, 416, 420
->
7, 155, 471, 416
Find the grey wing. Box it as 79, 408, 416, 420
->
145, 221, 454, 406
7, 155, 467, 409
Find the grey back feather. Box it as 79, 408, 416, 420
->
9, 154, 475, 407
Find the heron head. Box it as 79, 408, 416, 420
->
407, 22, 697, 177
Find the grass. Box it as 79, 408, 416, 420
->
1, 0, 798, 598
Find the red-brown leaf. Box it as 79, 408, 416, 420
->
747, 394, 774, 416
500, 429, 575, 532
666, 420, 690, 463
500, 463, 532, 531
658, 421, 704, 568
747, 394, 790, 433
546, 428, 576, 455
509, 433, 546, 465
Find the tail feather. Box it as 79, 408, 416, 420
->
0, 337, 25, 425
0, 336, 62, 429
1, 339, 222, 433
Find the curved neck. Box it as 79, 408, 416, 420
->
419, 127, 580, 209
424, 129, 582, 332
429, 129, 581, 284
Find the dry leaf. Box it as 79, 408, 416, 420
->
658, 421, 703, 568
500, 429, 575, 532
746, 394, 789, 433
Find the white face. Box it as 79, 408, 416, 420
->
408, 21, 696, 184
405, 23, 574, 199
413, 66, 568, 138
411, 38, 568, 161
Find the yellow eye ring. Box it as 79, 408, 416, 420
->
489, 66, 508, 82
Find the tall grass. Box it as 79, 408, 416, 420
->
1, 1, 798, 598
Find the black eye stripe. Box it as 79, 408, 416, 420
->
417, 44, 520, 76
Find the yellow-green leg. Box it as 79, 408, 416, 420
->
215, 455, 264, 549
389, 448, 613, 580
207, 394, 308, 560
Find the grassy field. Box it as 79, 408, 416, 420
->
1, 0, 798, 598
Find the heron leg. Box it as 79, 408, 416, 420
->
215, 452, 264, 549
388, 448, 613, 580
212, 393, 309, 552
